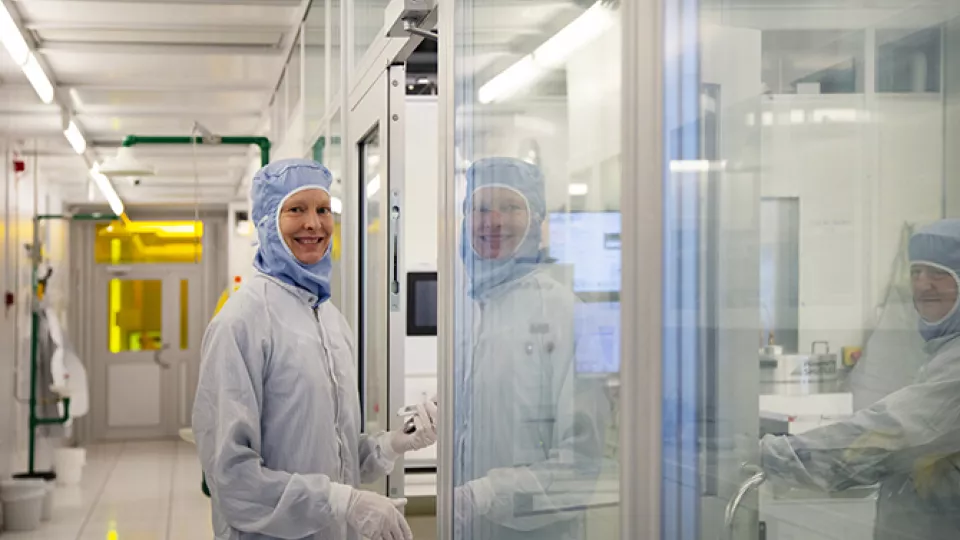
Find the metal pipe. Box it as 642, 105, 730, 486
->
25, 213, 115, 475
120, 135, 272, 167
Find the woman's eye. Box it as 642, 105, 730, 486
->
318, 208, 330, 215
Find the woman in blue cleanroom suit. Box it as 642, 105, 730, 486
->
193, 159, 437, 540
761, 219, 960, 540
453, 157, 611, 540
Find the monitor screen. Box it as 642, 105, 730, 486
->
548, 212, 621, 293
574, 301, 621, 373
407, 272, 437, 336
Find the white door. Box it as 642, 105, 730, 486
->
92, 265, 202, 440
349, 64, 408, 498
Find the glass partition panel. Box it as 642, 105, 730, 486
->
360, 127, 385, 435
328, 110, 345, 308
305, 2, 328, 136
354, 0, 389, 71
661, 0, 957, 538
451, 1, 623, 539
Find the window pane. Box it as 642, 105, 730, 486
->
95, 221, 203, 264
360, 128, 385, 438
452, 1, 622, 538
108, 279, 162, 353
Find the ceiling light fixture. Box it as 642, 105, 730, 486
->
478, 1, 616, 104
99, 147, 156, 178
63, 120, 86, 154
90, 164, 125, 217
0, 3, 28, 65
0, 4, 54, 104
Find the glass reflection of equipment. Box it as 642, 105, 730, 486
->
547, 211, 622, 375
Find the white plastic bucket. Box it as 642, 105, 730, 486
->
13, 479, 54, 521
54, 448, 86, 486
0, 480, 45, 532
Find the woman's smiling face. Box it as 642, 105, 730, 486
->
469, 187, 530, 260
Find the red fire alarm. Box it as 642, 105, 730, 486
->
13, 160, 25, 173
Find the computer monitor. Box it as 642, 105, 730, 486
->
406, 272, 437, 336
547, 212, 621, 294
548, 212, 622, 373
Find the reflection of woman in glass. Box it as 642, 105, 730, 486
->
454, 157, 609, 540
760, 220, 960, 540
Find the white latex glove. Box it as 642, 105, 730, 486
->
454, 479, 495, 522
336, 486, 412, 540
385, 398, 438, 458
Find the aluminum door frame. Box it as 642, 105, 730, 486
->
91, 264, 201, 441
348, 63, 408, 498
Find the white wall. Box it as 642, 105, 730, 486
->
0, 143, 68, 481
403, 97, 439, 464
760, 93, 944, 352
226, 200, 258, 287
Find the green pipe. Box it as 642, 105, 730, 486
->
26, 214, 114, 475
121, 135, 271, 167
35, 398, 70, 426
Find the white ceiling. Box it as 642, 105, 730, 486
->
0, 0, 303, 207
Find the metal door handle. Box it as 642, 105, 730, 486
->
724, 469, 765, 539
154, 343, 171, 369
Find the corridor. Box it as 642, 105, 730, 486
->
4, 442, 211, 540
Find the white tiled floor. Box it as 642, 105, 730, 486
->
2, 441, 212, 540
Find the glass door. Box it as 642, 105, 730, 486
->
350, 64, 408, 498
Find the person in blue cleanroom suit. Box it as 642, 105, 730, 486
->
760, 219, 960, 540
453, 157, 611, 540
193, 159, 437, 540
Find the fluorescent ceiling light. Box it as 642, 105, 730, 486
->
534, 2, 614, 68
69, 88, 84, 108
331, 196, 343, 214
63, 121, 86, 154
568, 183, 589, 196
90, 165, 125, 217
478, 1, 615, 104
22, 53, 54, 104
0, 3, 28, 65
366, 175, 381, 198
479, 57, 544, 105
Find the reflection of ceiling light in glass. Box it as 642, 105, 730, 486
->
568, 183, 588, 196
479, 1, 616, 104
366, 175, 381, 198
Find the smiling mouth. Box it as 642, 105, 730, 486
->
295, 237, 325, 245
479, 234, 512, 242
